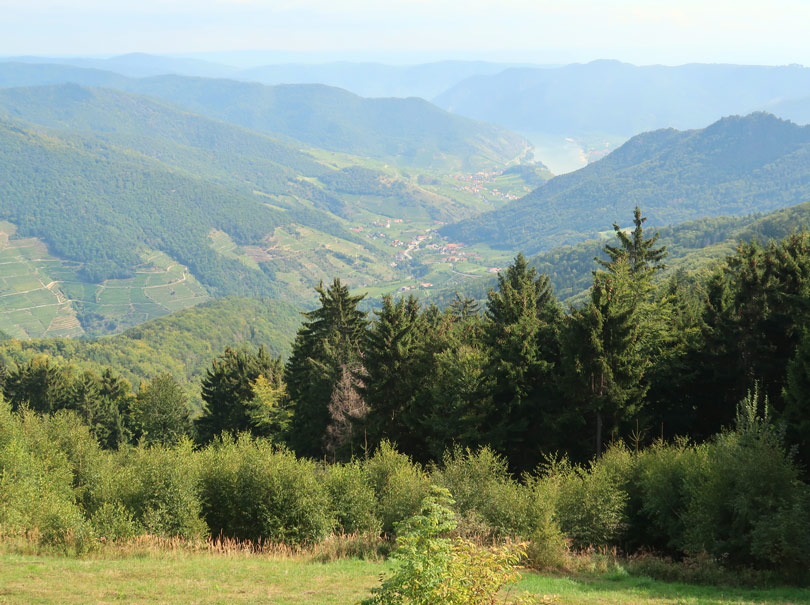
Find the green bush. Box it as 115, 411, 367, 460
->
198, 435, 332, 544
523, 475, 568, 569
681, 391, 810, 572
364, 442, 430, 536
551, 454, 628, 549
363, 486, 531, 605
632, 439, 707, 553
0, 403, 94, 552
117, 440, 206, 539
89, 502, 138, 542
434, 446, 534, 538
323, 461, 379, 534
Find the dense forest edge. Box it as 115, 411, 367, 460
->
3, 208, 810, 586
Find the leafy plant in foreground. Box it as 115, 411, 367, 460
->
363, 486, 532, 605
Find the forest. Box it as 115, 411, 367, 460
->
2, 207, 810, 581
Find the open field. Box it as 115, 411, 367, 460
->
0, 223, 209, 338
0, 552, 808, 604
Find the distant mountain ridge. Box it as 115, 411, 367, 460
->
440, 113, 810, 253
0, 62, 530, 169
434, 60, 810, 137
2, 54, 529, 99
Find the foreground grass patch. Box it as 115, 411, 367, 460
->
517, 573, 810, 604
0, 553, 383, 604
1, 552, 809, 604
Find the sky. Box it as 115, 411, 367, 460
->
1, 0, 808, 66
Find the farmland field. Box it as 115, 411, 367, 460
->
0, 221, 209, 338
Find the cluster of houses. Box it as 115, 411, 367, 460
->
397, 282, 433, 293
451, 171, 520, 201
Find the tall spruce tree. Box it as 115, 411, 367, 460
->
692, 234, 810, 439
286, 279, 368, 458
360, 295, 425, 455
484, 253, 563, 470
599, 206, 667, 277
565, 258, 644, 457
565, 207, 667, 457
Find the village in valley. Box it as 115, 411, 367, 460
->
347, 215, 506, 297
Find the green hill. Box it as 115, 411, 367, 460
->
0, 297, 301, 408
0, 84, 537, 338
441, 113, 810, 254
0, 62, 530, 170
433, 200, 810, 307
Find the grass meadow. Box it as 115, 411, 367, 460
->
2, 545, 809, 604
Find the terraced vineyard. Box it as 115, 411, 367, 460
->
0, 222, 208, 338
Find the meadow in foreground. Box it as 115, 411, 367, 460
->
2, 550, 809, 604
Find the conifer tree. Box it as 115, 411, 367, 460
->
196, 345, 282, 442
286, 279, 368, 458
2, 356, 72, 413
599, 206, 666, 277
565, 258, 643, 457
565, 207, 667, 457
360, 295, 425, 454
782, 330, 810, 465
484, 253, 562, 469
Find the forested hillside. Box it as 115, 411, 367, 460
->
436, 200, 810, 305
441, 113, 810, 253
4, 210, 810, 579
0, 297, 301, 406
0, 62, 530, 169
0, 118, 293, 290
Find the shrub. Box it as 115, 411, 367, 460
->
323, 461, 380, 534
198, 435, 332, 544
550, 454, 627, 549
632, 438, 707, 553
681, 389, 810, 573
89, 502, 138, 542
364, 442, 430, 536
363, 486, 532, 605
117, 439, 206, 539
523, 475, 568, 569
434, 446, 535, 538
0, 403, 93, 552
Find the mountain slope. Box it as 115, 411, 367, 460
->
0, 297, 302, 407
434, 60, 810, 137
434, 199, 810, 307
239, 60, 523, 99
441, 113, 810, 254
0, 117, 293, 290
5, 53, 238, 79
0, 62, 530, 169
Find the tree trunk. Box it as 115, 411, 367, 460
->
596, 410, 603, 458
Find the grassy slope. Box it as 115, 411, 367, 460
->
0, 553, 807, 604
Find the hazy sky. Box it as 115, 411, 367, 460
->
1, 0, 807, 66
